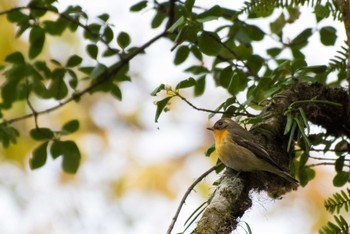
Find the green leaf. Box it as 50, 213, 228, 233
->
111, 85, 122, 100
117, 32, 131, 49
66, 55, 82, 67
29, 26, 46, 59
50, 140, 63, 159
333, 172, 350, 187
270, 13, 286, 35
30, 141, 49, 169
7, 10, 28, 23
302, 65, 327, 74
62, 119, 79, 134
103, 48, 119, 57
197, 5, 222, 23
335, 156, 345, 172
184, 65, 209, 75
292, 59, 307, 71
43, 19, 67, 35
235, 25, 264, 44
295, 116, 311, 149
151, 84, 165, 96
314, 4, 330, 19
194, 75, 206, 96
198, 31, 222, 56
50, 140, 81, 173
320, 26, 337, 46
299, 167, 315, 186
205, 144, 215, 157
291, 28, 313, 48
79, 66, 94, 75
103, 26, 114, 43
298, 107, 309, 133
67, 69, 78, 89
34, 60, 51, 77
130, 1, 148, 12
191, 46, 203, 61
175, 77, 196, 90
167, 16, 185, 33
267, 47, 282, 57
86, 44, 98, 59
98, 13, 110, 22
5, 51, 25, 64
0, 124, 19, 148
83, 23, 101, 42
48, 69, 68, 100
151, 11, 167, 29
90, 63, 107, 79
30, 128, 54, 140
287, 122, 297, 151
155, 96, 172, 122
185, 0, 195, 13
247, 55, 264, 73
284, 112, 293, 135
61, 141, 81, 174
174, 46, 190, 65
299, 151, 309, 167
219, 66, 233, 88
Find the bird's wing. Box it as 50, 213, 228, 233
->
232, 133, 286, 171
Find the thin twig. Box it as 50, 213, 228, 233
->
174, 91, 255, 117
307, 162, 350, 168
166, 165, 218, 234
309, 156, 350, 162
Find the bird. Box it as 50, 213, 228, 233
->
207, 118, 298, 184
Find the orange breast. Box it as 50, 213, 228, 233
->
213, 129, 230, 153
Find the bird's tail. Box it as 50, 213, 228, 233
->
277, 170, 299, 184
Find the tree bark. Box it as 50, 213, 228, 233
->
193, 83, 349, 234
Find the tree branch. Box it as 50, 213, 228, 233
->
4, 30, 166, 125
173, 91, 255, 117
166, 165, 217, 234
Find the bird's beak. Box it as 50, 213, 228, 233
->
207, 127, 213, 131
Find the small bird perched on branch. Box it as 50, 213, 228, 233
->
207, 118, 298, 184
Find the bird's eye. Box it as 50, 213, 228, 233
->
218, 122, 223, 126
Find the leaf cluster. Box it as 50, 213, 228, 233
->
320, 189, 350, 234
0, 0, 138, 173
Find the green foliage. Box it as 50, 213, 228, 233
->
320, 26, 337, 46
30, 141, 49, 169
324, 189, 350, 214
130, 1, 148, 12
198, 31, 222, 56
62, 119, 80, 134
117, 32, 131, 49
320, 189, 350, 233
51, 140, 81, 173
205, 144, 215, 157
154, 96, 172, 123
30, 128, 54, 141
0, 124, 20, 148
319, 215, 349, 234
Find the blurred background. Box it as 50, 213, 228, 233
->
0, 0, 348, 233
